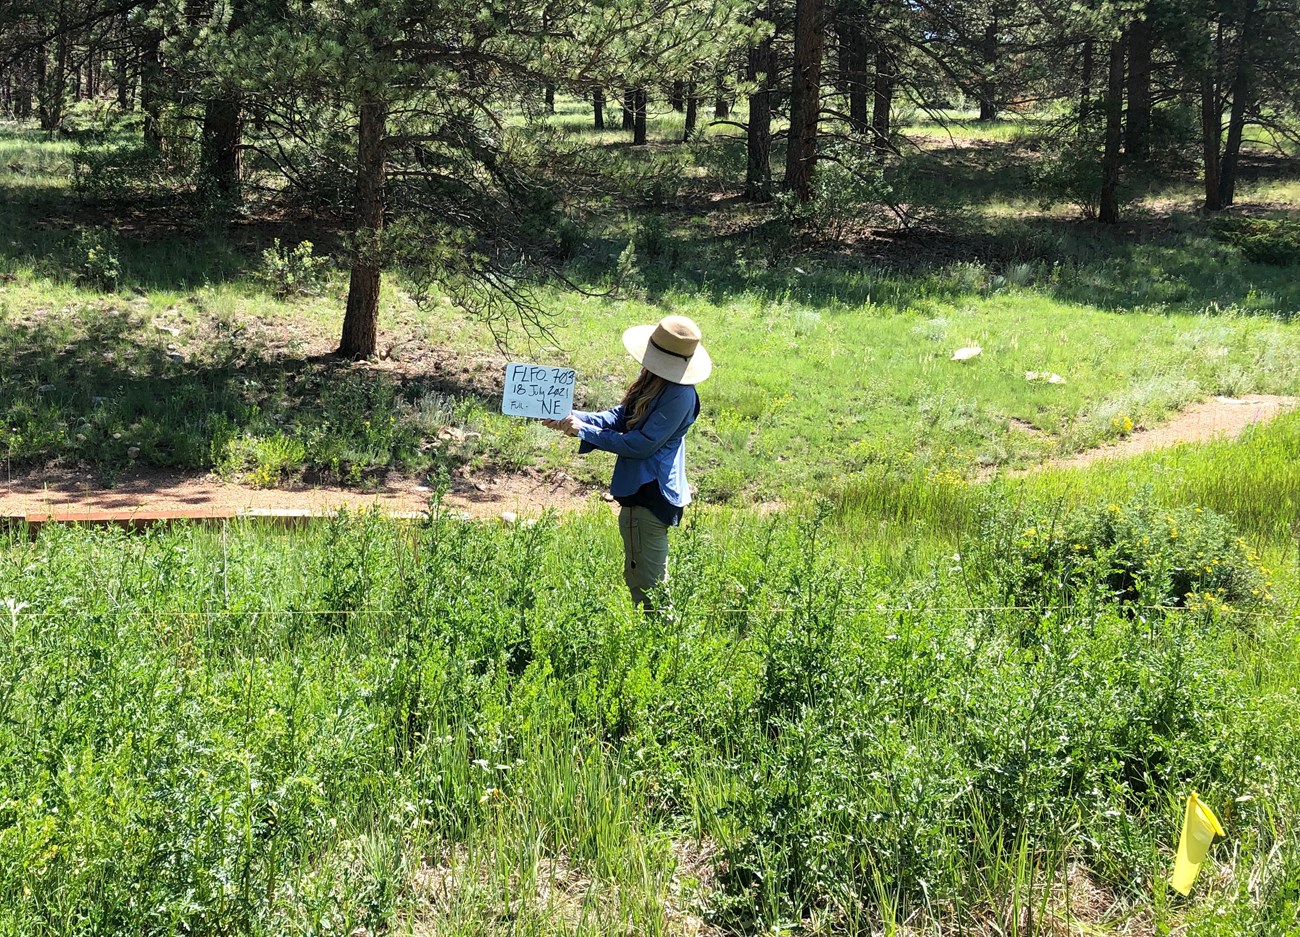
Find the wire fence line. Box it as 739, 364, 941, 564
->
9, 604, 1297, 619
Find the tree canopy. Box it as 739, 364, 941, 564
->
4, 0, 1298, 353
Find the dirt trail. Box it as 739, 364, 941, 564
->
3, 396, 1293, 521
1037, 394, 1296, 472
0, 466, 597, 520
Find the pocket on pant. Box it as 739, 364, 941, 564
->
627, 511, 643, 569
620, 508, 642, 572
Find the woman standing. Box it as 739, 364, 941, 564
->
544, 315, 711, 608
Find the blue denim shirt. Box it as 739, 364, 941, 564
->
573, 383, 700, 506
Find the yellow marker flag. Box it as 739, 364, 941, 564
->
1171, 793, 1225, 895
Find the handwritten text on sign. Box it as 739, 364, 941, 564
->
501, 362, 577, 419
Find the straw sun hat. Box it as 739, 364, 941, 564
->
622, 315, 712, 385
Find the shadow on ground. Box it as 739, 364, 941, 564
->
1, 310, 499, 485
570, 144, 1300, 320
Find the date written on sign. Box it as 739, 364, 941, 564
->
501, 362, 577, 419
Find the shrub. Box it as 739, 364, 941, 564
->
1211, 218, 1300, 267
1145, 100, 1201, 172
258, 238, 331, 297
214, 431, 308, 486
73, 228, 121, 291
614, 239, 643, 295
1028, 119, 1126, 220
552, 216, 587, 261
633, 214, 668, 261
975, 493, 1272, 613
71, 139, 169, 201
775, 142, 894, 240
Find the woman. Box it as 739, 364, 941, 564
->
544, 315, 711, 608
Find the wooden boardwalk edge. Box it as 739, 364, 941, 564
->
2, 508, 431, 535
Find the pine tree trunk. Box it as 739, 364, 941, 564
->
1124, 16, 1152, 157
116, 37, 131, 110
783, 0, 825, 202
714, 73, 729, 117
593, 88, 604, 129
140, 33, 163, 152
201, 96, 243, 195
339, 100, 388, 360
683, 83, 698, 141
14, 56, 32, 118
1099, 36, 1125, 224
35, 46, 50, 128
745, 24, 774, 200
201, 0, 248, 197
832, 15, 849, 94
1079, 40, 1093, 120
1201, 69, 1222, 211
843, 16, 869, 134
632, 88, 647, 145
1218, 0, 1256, 208
872, 45, 894, 151
37, 40, 68, 131
977, 19, 997, 121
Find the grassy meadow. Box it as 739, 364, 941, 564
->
3, 110, 1300, 498
0, 494, 1297, 936
1, 100, 1300, 936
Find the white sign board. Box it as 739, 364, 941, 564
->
502, 362, 577, 419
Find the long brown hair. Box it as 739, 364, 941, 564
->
621, 369, 669, 428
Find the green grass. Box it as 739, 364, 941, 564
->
898, 112, 1043, 143
0, 293, 555, 486
0, 498, 1295, 935
1014, 412, 1300, 543
830, 409, 1300, 558
4, 121, 1300, 499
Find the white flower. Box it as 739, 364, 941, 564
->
4, 598, 29, 633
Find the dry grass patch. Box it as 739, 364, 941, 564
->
404, 840, 722, 937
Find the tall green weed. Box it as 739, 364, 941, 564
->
1, 507, 1292, 934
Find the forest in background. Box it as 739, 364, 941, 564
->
3, 0, 1299, 359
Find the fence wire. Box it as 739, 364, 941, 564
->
10, 604, 1297, 620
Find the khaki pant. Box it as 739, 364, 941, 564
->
618, 505, 670, 608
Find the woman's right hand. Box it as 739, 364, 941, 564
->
542, 415, 583, 436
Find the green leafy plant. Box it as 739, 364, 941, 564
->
775, 142, 894, 241
615, 238, 643, 295
71, 139, 169, 201
258, 238, 331, 297
1212, 218, 1300, 267
975, 493, 1272, 612
214, 431, 308, 486
73, 227, 121, 290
